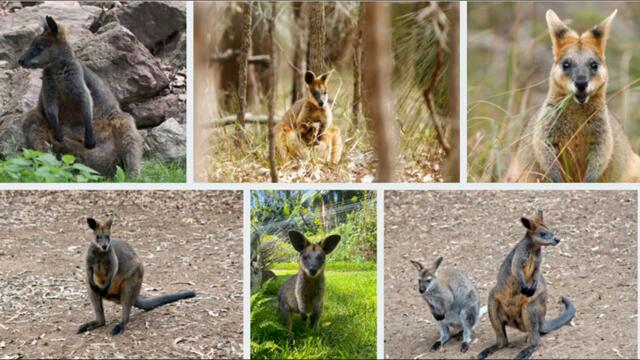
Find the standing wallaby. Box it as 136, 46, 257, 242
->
505, 9, 640, 182
78, 214, 196, 336
410, 256, 484, 353
477, 210, 575, 360
274, 70, 343, 165
278, 230, 341, 335
19, 16, 143, 177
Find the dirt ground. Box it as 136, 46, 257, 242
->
0, 191, 243, 359
384, 191, 637, 359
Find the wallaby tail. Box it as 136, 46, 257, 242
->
540, 296, 575, 334
134, 290, 196, 311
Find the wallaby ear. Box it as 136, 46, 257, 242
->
288, 230, 309, 253
320, 234, 341, 255
536, 209, 544, 222
104, 213, 113, 229
545, 9, 578, 61
45, 16, 59, 36
87, 217, 98, 231
304, 71, 315, 86
521, 217, 534, 231
581, 9, 616, 58
432, 256, 443, 271
410, 260, 423, 272
318, 70, 333, 83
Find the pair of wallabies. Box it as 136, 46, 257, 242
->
507, 10, 640, 182
277, 230, 341, 336
274, 71, 343, 165
412, 210, 575, 360
78, 214, 195, 336
19, 16, 143, 177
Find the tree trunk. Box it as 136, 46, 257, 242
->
236, 1, 252, 145
291, 2, 308, 103
351, 3, 364, 129
268, 2, 278, 183
308, 2, 325, 74
363, 3, 395, 182
443, 2, 460, 182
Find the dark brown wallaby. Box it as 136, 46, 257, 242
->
77, 214, 196, 336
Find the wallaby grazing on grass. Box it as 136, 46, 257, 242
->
410, 256, 485, 353
505, 9, 640, 183
19, 16, 143, 177
78, 214, 196, 336
274, 70, 343, 165
278, 230, 341, 335
477, 210, 575, 360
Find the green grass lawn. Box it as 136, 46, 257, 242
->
251, 262, 377, 359
119, 160, 186, 183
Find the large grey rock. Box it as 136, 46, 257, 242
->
143, 117, 185, 163
127, 93, 185, 129
0, 68, 40, 153
0, 2, 99, 68
76, 22, 169, 105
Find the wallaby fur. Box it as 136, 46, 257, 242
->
477, 210, 575, 360
19, 16, 143, 177
77, 214, 196, 336
278, 230, 341, 336
411, 256, 484, 353
505, 9, 640, 182
274, 70, 343, 164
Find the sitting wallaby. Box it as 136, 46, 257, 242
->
278, 230, 341, 335
411, 256, 485, 353
478, 210, 575, 360
78, 214, 196, 336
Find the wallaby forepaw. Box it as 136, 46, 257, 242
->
54, 132, 64, 142
84, 138, 96, 149
77, 323, 90, 334
520, 286, 536, 297
461, 342, 469, 353
430, 340, 442, 351
111, 323, 125, 336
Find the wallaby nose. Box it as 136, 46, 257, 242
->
101, 244, 108, 250
309, 268, 318, 276
575, 79, 588, 92
554, 237, 560, 244
318, 101, 324, 107
18, 58, 24, 66
419, 286, 426, 294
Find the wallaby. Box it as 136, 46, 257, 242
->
410, 256, 485, 353
506, 9, 640, 182
19, 16, 143, 177
278, 230, 341, 335
477, 210, 575, 360
77, 214, 196, 336
274, 70, 343, 164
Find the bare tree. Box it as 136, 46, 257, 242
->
308, 2, 325, 74
443, 3, 460, 182
291, 2, 308, 103
363, 3, 395, 182
267, 2, 278, 183
236, 1, 252, 144
351, 3, 364, 129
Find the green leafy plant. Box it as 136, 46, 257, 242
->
0, 149, 103, 182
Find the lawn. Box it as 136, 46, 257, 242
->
251, 262, 377, 359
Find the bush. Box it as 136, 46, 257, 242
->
0, 149, 103, 182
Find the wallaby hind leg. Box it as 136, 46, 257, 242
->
310, 301, 323, 330
460, 306, 478, 353
112, 276, 142, 336
478, 293, 508, 359
23, 110, 54, 152
77, 288, 106, 333
515, 302, 543, 360
278, 298, 293, 338
431, 322, 450, 351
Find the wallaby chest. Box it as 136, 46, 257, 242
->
297, 275, 324, 311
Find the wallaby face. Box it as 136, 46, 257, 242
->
87, 216, 113, 252
304, 70, 331, 108
520, 210, 560, 247
546, 9, 615, 104
289, 230, 341, 277
19, 16, 66, 69
410, 256, 443, 294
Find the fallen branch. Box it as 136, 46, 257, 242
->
210, 49, 271, 66
210, 113, 282, 128
422, 45, 451, 154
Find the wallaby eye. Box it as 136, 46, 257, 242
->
590, 61, 598, 71
302, 254, 309, 260
562, 60, 571, 70
539, 231, 548, 237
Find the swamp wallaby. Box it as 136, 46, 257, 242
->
278, 230, 341, 335
411, 256, 485, 353
77, 214, 196, 336
477, 210, 575, 360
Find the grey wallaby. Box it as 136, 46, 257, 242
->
411, 256, 486, 353
477, 210, 575, 360
77, 214, 196, 336
278, 230, 341, 335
